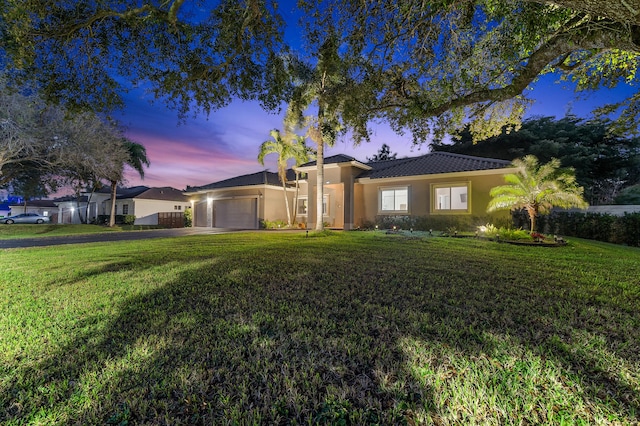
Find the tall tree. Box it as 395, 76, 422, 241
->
0, 76, 64, 185
487, 155, 588, 232
107, 140, 150, 227
258, 129, 309, 227
284, 27, 374, 230
57, 113, 130, 223
3, 161, 57, 203
290, 135, 314, 226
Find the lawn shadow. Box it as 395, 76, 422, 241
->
2, 236, 639, 424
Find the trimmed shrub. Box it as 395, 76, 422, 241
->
373, 215, 509, 232
95, 214, 136, 226
512, 210, 640, 247
183, 208, 193, 227
260, 219, 288, 229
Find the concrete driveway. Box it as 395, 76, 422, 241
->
0, 227, 238, 249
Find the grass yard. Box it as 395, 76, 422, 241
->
0, 224, 130, 240
1, 231, 639, 425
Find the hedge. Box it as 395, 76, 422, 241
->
96, 214, 136, 225
369, 214, 512, 233
512, 210, 640, 247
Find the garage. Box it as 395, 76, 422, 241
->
214, 198, 258, 229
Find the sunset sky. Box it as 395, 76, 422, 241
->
104, 1, 632, 193
114, 74, 633, 192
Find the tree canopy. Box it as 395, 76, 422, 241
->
330, 0, 640, 141
0, 77, 149, 214
1, 0, 639, 143
0, 0, 288, 115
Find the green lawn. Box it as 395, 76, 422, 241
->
0, 224, 161, 239
1, 232, 639, 424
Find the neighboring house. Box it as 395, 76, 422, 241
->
185, 152, 514, 229
107, 186, 191, 225
8, 199, 59, 223
55, 186, 191, 225
55, 188, 112, 224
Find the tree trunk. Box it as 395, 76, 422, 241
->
75, 198, 86, 224
282, 177, 292, 227
314, 103, 327, 231
84, 189, 94, 224
109, 180, 117, 227
527, 206, 537, 232
315, 138, 324, 231
292, 171, 300, 225
73, 185, 86, 224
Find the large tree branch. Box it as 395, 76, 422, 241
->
380, 20, 636, 117
32, 1, 187, 39
530, 0, 640, 26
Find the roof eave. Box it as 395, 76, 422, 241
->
184, 183, 292, 195
356, 166, 514, 183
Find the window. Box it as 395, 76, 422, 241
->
297, 198, 308, 215
433, 184, 469, 212
174, 205, 182, 210
122, 204, 129, 215
297, 196, 328, 215
379, 187, 409, 213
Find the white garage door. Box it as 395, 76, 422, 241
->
215, 198, 257, 229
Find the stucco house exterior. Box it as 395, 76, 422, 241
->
55, 189, 111, 224
185, 152, 514, 230
55, 186, 190, 225
185, 170, 295, 229
108, 186, 191, 225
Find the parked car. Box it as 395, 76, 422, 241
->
2, 213, 51, 224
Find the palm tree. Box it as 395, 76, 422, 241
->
284, 33, 352, 231
290, 135, 314, 225
258, 129, 310, 227
108, 140, 150, 227
487, 155, 588, 232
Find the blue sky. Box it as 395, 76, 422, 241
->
114, 73, 634, 192
106, 1, 636, 192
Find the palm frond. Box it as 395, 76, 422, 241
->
487, 155, 589, 227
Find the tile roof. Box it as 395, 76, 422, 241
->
185, 152, 511, 191
299, 154, 361, 168
186, 170, 286, 192
361, 152, 512, 179
116, 186, 150, 198
9, 199, 58, 207
55, 195, 90, 203
55, 186, 188, 202
121, 187, 189, 202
